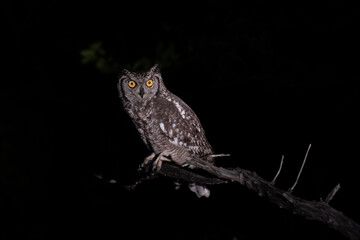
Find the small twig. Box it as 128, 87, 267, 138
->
271, 155, 284, 184
289, 144, 311, 192
325, 183, 341, 203
208, 153, 231, 158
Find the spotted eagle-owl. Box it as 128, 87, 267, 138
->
117, 64, 214, 197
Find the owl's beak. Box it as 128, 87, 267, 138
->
139, 86, 145, 98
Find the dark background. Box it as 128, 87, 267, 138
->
1, 1, 360, 239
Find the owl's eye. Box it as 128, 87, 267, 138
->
128, 80, 136, 88
146, 80, 153, 87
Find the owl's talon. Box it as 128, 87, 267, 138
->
140, 153, 156, 169
152, 158, 162, 172
152, 164, 160, 172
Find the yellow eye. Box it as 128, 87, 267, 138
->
128, 80, 136, 88
146, 79, 153, 87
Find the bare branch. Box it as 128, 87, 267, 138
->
128, 148, 360, 240
271, 155, 284, 185
182, 156, 360, 240
132, 155, 360, 240
289, 144, 311, 192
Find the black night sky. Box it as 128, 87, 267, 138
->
1, 1, 360, 239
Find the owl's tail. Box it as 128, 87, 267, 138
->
188, 183, 210, 198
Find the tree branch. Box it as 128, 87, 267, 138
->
132, 155, 360, 240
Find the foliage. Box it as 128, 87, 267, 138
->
80, 41, 119, 74
80, 41, 180, 73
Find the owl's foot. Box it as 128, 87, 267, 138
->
141, 151, 172, 172
152, 151, 172, 171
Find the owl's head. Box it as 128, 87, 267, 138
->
118, 64, 166, 104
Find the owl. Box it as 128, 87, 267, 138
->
117, 64, 214, 197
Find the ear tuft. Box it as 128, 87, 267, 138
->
121, 68, 131, 75
149, 64, 160, 74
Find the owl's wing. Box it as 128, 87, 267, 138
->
153, 93, 213, 157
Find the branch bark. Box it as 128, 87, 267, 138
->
133, 156, 360, 240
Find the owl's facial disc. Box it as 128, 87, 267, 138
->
122, 77, 159, 103
118, 65, 163, 104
